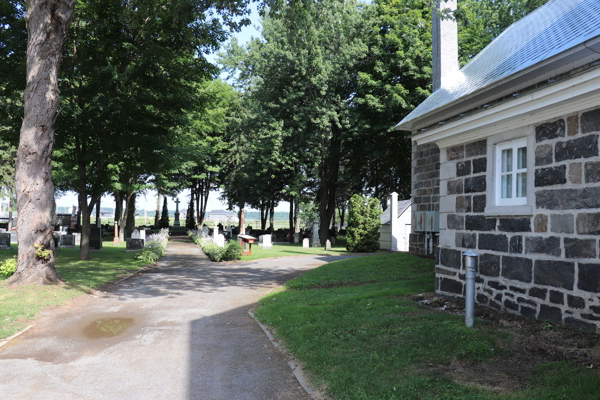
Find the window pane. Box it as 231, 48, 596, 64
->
502, 149, 512, 173
517, 147, 527, 169
501, 174, 512, 198
517, 172, 527, 198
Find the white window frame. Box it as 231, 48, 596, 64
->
495, 138, 528, 206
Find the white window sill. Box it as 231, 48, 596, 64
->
484, 205, 533, 217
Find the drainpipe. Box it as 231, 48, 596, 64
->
463, 250, 479, 328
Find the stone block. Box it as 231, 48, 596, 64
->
472, 195, 486, 213
439, 248, 462, 269
439, 230, 453, 247
447, 179, 463, 195
521, 306, 537, 318
549, 290, 564, 305
534, 260, 575, 290
501, 256, 533, 283
555, 134, 598, 162
456, 161, 471, 177
581, 314, 600, 321
537, 187, 600, 210
455, 232, 476, 249
465, 215, 496, 231
498, 218, 531, 232
584, 161, 600, 183
455, 196, 471, 213
126, 238, 144, 252
550, 214, 574, 234
509, 235, 523, 254
504, 299, 519, 311
478, 253, 500, 277
447, 145, 464, 161
576, 212, 600, 235
569, 163, 582, 184
440, 163, 456, 180
536, 119, 565, 142
565, 318, 596, 332
440, 195, 456, 213
529, 287, 547, 300
0, 233, 12, 250
525, 236, 561, 256
539, 305, 563, 324
567, 295, 585, 309
464, 176, 486, 193
510, 286, 527, 294
488, 281, 507, 290
465, 139, 487, 158
436, 267, 457, 276
581, 108, 600, 134
567, 114, 579, 136
447, 214, 464, 230
535, 165, 567, 187
577, 263, 600, 293
535, 144, 553, 166
440, 278, 463, 295
472, 157, 487, 174
534, 214, 548, 233
564, 237, 597, 259
478, 233, 508, 252
476, 293, 489, 304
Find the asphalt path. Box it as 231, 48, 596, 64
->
0, 237, 359, 400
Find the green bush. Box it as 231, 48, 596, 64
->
189, 231, 241, 262
134, 229, 169, 263
0, 257, 17, 277
158, 197, 170, 229
346, 194, 381, 252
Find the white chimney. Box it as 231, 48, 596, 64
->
432, 0, 459, 92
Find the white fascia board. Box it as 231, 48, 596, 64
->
411, 68, 600, 148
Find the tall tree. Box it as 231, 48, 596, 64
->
11, 0, 76, 285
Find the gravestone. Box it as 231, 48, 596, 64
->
245, 227, 251, 235
90, 226, 103, 250
73, 232, 81, 246
262, 234, 272, 249
325, 239, 332, 251
52, 232, 60, 249
213, 226, 219, 241
126, 238, 144, 252
293, 233, 300, 244
202, 225, 209, 237
0, 233, 11, 250
330, 236, 336, 245
303, 238, 309, 249
228, 226, 233, 237
60, 234, 76, 248
131, 229, 141, 239
311, 219, 320, 247
216, 234, 225, 248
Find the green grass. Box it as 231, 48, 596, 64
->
0, 239, 151, 339
256, 253, 600, 400
240, 237, 356, 261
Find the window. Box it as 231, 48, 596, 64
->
495, 138, 527, 206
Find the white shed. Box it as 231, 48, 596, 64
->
379, 193, 411, 252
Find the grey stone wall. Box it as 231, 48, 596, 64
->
436, 106, 600, 333
410, 142, 440, 256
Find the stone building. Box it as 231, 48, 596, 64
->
396, 0, 600, 333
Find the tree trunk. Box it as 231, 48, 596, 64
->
339, 203, 346, 231
260, 203, 266, 230
7, 195, 13, 232
96, 197, 101, 227
289, 197, 293, 231
319, 125, 341, 245
155, 192, 161, 227
269, 200, 275, 233
119, 190, 133, 241
238, 205, 245, 235
11, 0, 76, 285
195, 186, 200, 225
294, 196, 301, 234
125, 192, 136, 238
79, 198, 91, 260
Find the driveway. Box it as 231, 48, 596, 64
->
0, 237, 358, 400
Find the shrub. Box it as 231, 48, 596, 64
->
158, 197, 170, 229
134, 228, 169, 263
346, 194, 381, 252
188, 231, 241, 262
0, 256, 16, 277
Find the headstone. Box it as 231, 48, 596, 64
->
174, 198, 181, 227
293, 233, 300, 244
52, 232, 60, 249
258, 235, 264, 244
131, 229, 141, 239
60, 234, 76, 248
90, 226, 103, 250
213, 226, 219, 241
0, 233, 11, 250
311, 219, 320, 247
228, 226, 233, 237
325, 239, 332, 251
216, 234, 225, 248
202, 225, 209, 236
73, 232, 81, 246
262, 234, 272, 249
330, 236, 336, 245
303, 238, 309, 249
126, 238, 144, 252
245, 227, 251, 235
70, 205, 77, 228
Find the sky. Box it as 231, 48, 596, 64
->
56, 4, 290, 213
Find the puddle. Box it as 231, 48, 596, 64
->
83, 318, 134, 339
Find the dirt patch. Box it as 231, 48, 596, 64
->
413, 293, 600, 391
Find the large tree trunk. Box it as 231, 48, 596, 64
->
269, 200, 275, 233
125, 192, 136, 237
7, 195, 13, 232
113, 192, 122, 244
96, 197, 101, 227
154, 192, 161, 227
238, 205, 245, 235
289, 197, 293, 231
11, 0, 76, 285
319, 125, 341, 245
294, 196, 301, 234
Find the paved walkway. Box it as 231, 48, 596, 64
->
0, 237, 357, 399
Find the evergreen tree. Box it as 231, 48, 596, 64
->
186, 194, 197, 230
159, 197, 170, 229
346, 194, 381, 252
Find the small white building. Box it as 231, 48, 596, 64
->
379, 193, 411, 252
206, 209, 238, 223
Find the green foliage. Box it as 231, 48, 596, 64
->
34, 245, 52, 261
185, 196, 197, 230
346, 194, 381, 252
0, 256, 16, 277
188, 231, 241, 262
159, 197, 170, 229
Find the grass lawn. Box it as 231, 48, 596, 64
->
0, 239, 150, 339
256, 253, 600, 400
240, 237, 354, 261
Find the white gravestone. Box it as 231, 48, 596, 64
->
73, 232, 81, 246
293, 233, 300, 244
325, 239, 332, 251
262, 234, 272, 249
213, 227, 218, 241
303, 238, 309, 249
131, 229, 141, 239
216, 234, 225, 248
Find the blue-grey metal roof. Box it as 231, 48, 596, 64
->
397, 0, 600, 131
380, 199, 411, 225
